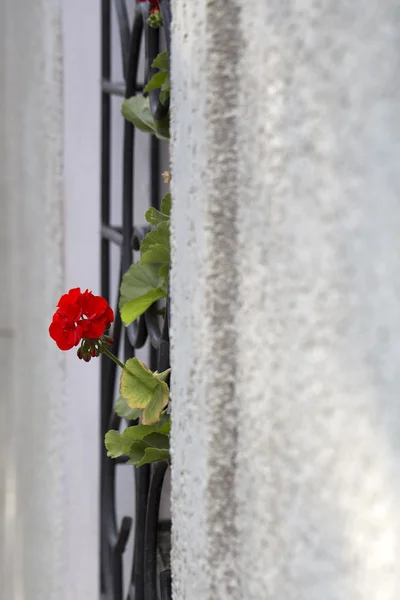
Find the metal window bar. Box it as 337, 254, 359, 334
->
100, 2, 171, 599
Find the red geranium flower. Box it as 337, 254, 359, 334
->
149, 0, 159, 13
138, 0, 160, 14
49, 288, 114, 351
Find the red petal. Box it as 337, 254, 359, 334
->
49, 313, 82, 350
57, 288, 82, 322
60, 303, 82, 322
81, 317, 108, 339
79, 290, 109, 319
104, 306, 114, 325
58, 287, 81, 308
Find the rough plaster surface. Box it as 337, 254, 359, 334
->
171, 1, 400, 599
0, 1, 66, 598
170, 1, 242, 598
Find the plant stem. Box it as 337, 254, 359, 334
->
102, 347, 125, 370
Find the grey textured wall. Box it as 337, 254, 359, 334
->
0, 1, 66, 598
170, 1, 400, 599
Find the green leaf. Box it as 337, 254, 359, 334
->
115, 396, 142, 421
160, 193, 171, 217
105, 430, 133, 458
121, 422, 167, 441
144, 71, 168, 93
154, 118, 170, 141
145, 207, 169, 226
137, 448, 170, 467
159, 89, 169, 106
142, 383, 169, 425
120, 358, 160, 409
152, 51, 168, 71
141, 221, 170, 265
159, 74, 170, 105
158, 264, 169, 289
120, 359, 170, 425
142, 432, 169, 450
120, 262, 162, 299
142, 221, 170, 251
121, 96, 155, 133
150, 412, 171, 434
121, 96, 170, 141
119, 262, 167, 325
157, 415, 171, 435
126, 435, 170, 466
127, 440, 147, 464
156, 368, 171, 382
161, 74, 170, 92
141, 243, 169, 264
105, 426, 156, 459
105, 418, 171, 461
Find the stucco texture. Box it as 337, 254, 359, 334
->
170, 1, 400, 599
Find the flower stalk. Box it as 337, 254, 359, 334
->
102, 347, 125, 370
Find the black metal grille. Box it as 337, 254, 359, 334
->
100, 2, 171, 598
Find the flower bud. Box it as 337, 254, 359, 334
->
90, 346, 97, 357
146, 10, 163, 28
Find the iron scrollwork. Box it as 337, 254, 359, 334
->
100, 1, 172, 598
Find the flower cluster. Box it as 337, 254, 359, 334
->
49, 288, 114, 356
76, 334, 114, 363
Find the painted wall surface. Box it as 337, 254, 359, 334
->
171, 2, 400, 600
0, 1, 66, 599
0, 1, 101, 598
62, 0, 101, 597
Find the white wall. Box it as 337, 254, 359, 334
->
62, 1, 101, 597
0, 1, 66, 599
1, 1, 106, 598
171, 1, 400, 599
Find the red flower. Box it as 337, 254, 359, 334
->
49, 288, 114, 351
149, 0, 159, 13
137, 0, 160, 14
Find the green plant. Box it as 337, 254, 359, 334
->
49, 15, 172, 468
105, 42, 172, 467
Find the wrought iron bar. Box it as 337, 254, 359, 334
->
100, 2, 172, 599
144, 462, 169, 600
